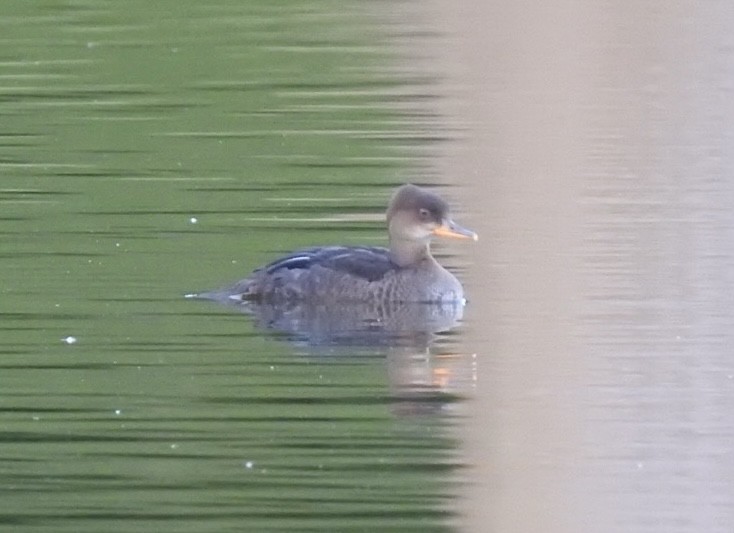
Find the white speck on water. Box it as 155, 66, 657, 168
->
114, 409, 122, 416
244, 461, 254, 469
270, 366, 275, 371
32, 416, 40, 421
62, 336, 77, 345
190, 217, 198, 224
170, 443, 179, 450
115, 242, 121, 247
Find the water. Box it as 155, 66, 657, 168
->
406, 1, 734, 532
3, 1, 734, 532
1, 2, 468, 532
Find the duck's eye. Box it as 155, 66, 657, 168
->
418, 208, 430, 220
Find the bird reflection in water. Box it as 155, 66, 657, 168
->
194, 295, 476, 416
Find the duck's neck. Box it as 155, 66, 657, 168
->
389, 238, 431, 268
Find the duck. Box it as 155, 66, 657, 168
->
196, 184, 477, 304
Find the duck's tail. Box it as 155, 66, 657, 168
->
184, 278, 259, 304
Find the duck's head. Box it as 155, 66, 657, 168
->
386, 184, 477, 244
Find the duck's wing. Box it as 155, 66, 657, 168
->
262, 246, 396, 282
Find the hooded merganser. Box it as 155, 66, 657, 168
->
195, 184, 477, 304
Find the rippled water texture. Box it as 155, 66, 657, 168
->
411, 2, 734, 532
1, 2, 470, 532
3, 1, 734, 532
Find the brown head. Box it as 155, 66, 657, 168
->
386, 184, 476, 266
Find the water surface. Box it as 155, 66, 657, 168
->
1, 2, 472, 532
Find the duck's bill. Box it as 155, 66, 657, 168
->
433, 220, 478, 241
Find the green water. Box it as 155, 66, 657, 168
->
0, 2, 466, 531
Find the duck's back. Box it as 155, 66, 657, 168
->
226, 246, 397, 302
212, 245, 463, 303
265, 246, 395, 282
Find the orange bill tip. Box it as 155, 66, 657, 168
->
432, 221, 478, 241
